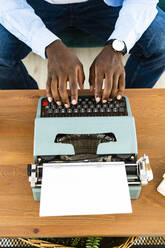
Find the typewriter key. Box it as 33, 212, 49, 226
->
106, 108, 112, 112
100, 108, 105, 113
115, 103, 120, 108
83, 104, 88, 109
87, 108, 92, 113
54, 109, 59, 113
67, 108, 72, 113
113, 108, 118, 113
120, 102, 125, 107
119, 107, 124, 112
50, 102, 55, 108
80, 108, 85, 113
61, 108, 66, 113
73, 109, 79, 113
108, 103, 114, 108
48, 109, 53, 114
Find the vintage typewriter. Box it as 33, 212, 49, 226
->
27, 95, 153, 201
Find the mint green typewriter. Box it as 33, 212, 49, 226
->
27, 95, 153, 201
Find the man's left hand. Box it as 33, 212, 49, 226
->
89, 45, 125, 102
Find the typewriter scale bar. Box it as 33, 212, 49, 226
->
41, 96, 128, 117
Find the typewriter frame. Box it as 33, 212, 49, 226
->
28, 96, 152, 201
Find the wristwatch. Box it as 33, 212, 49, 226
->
105, 39, 127, 55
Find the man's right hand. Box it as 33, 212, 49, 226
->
46, 40, 85, 107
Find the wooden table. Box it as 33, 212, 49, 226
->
0, 89, 165, 237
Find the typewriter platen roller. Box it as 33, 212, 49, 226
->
27, 96, 153, 201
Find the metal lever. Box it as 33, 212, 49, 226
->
137, 154, 153, 185
28, 164, 37, 187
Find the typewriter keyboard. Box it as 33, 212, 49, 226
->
41, 96, 128, 117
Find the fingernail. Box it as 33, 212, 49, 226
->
65, 104, 69, 108
96, 97, 100, 102
57, 101, 61, 105
72, 99, 77, 105
109, 98, 113, 101
48, 97, 52, 102
102, 100, 107, 103
117, 95, 122, 100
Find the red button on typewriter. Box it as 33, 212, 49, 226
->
42, 100, 48, 106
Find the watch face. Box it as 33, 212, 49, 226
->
112, 40, 125, 52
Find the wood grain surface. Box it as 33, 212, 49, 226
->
0, 89, 165, 237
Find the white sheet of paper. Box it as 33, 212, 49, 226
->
40, 162, 132, 217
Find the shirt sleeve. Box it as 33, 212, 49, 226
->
108, 0, 159, 53
0, 0, 60, 58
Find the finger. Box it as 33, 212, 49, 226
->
69, 72, 78, 105
117, 73, 125, 100
58, 76, 70, 108
102, 73, 113, 103
110, 73, 119, 99
89, 64, 95, 92
46, 76, 53, 102
51, 76, 61, 105
78, 65, 85, 90
95, 67, 103, 102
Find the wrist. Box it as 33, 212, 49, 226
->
104, 44, 123, 58
46, 39, 62, 57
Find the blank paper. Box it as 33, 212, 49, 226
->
40, 162, 132, 217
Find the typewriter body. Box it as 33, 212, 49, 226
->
27, 95, 153, 201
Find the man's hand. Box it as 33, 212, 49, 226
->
89, 45, 125, 102
46, 40, 85, 107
